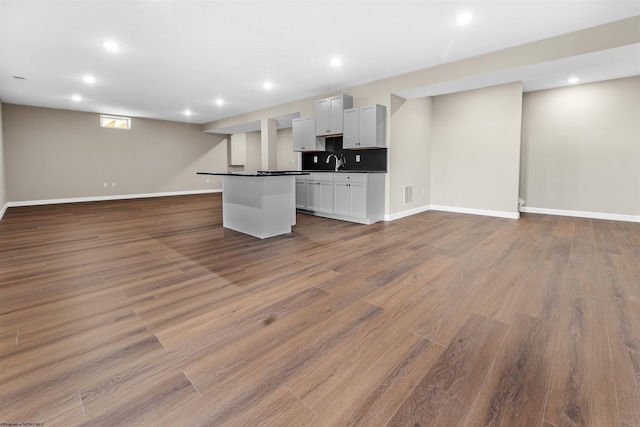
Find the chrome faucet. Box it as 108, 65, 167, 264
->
326, 154, 346, 171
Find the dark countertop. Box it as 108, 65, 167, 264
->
198, 170, 386, 177
302, 169, 386, 173
197, 171, 310, 177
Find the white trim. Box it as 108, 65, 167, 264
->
430, 204, 520, 219
6, 189, 221, 208
520, 206, 640, 223
0, 203, 8, 220
385, 204, 431, 221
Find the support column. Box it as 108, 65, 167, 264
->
261, 118, 277, 170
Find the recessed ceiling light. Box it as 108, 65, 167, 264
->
83, 75, 96, 84
456, 12, 472, 25
263, 81, 273, 90
331, 57, 342, 67
215, 98, 224, 106
568, 75, 580, 84
184, 110, 192, 116
103, 40, 119, 52
72, 95, 82, 102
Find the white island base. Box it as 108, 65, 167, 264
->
222, 175, 297, 239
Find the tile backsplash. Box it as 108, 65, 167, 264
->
301, 137, 387, 171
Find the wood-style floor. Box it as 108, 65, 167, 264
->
1, 193, 638, 426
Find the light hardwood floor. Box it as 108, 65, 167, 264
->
0, 193, 638, 426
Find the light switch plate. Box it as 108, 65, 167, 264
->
355, 154, 361, 162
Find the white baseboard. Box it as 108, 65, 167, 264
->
520, 206, 640, 223
385, 204, 431, 221
430, 204, 520, 220
6, 189, 222, 208
0, 202, 7, 220
385, 204, 519, 221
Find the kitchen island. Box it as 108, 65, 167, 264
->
197, 171, 309, 239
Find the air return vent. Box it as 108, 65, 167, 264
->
404, 185, 413, 205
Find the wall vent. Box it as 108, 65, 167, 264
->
404, 185, 413, 205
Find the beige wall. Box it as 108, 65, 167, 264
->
3, 104, 227, 202
520, 76, 640, 216
0, 102, 6, 214
245, 131, 262, 171
2, 18, 638, 218
388, 95, 432, 216
430, 82, 523, 216
202, 17, 638, 219
276, 128, 298, 171
229, 128, 297, 172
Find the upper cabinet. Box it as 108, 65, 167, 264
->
293, 116, 325, 152
315, 95, 353, 136
343, 104, 386, 149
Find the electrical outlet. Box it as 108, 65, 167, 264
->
422, 188, 426, 195
103, 183, 108, 188
206, 178, 210, 183
355, 154, 361, 163
313, 156, 318, 163
112, 182, 116, 187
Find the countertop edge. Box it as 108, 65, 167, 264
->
197, 171, 310, 177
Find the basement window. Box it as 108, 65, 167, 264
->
100, 115, 131, 130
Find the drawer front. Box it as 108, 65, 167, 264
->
333, 173, 367, 184
307, 173, 334, 182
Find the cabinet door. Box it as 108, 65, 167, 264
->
292, 118, 304, 151
333, 182, 350, 215
328, 96, 344, 134
303, 117, 317, 151
349, 182, 367, 218
318, 181, 334, 213
306, 181, 319, 211
359, 105, 377, 147
343, 108, 359, 149
295, 177, 306, 209
315, 99, 329, 136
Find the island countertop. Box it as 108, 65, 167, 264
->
197, 170, 386, 177
197, 171, 310, 177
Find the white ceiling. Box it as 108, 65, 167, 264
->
1, 0, 638, 125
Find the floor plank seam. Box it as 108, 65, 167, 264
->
602, 295, 624, 426
78, 389, 88, 423
182, 370, 202, 397
409, 331, 446, 348
283, 386, 319, 416
540, 319, 560, 427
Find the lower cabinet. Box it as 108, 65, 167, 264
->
296, 172, 385, 224
295, 177, 307, 209
333, 174, 367, 219
305, 173, 334, 213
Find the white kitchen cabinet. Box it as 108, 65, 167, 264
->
295, 176, 307, 209
305, 173, 334, 213
297, 172, 385, 224
292, 116, 325, 152
343, 104, 386, 149
333, 173, 367, 218
315, 95, 353, 136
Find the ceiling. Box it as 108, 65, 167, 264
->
1, 1, 638, 125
